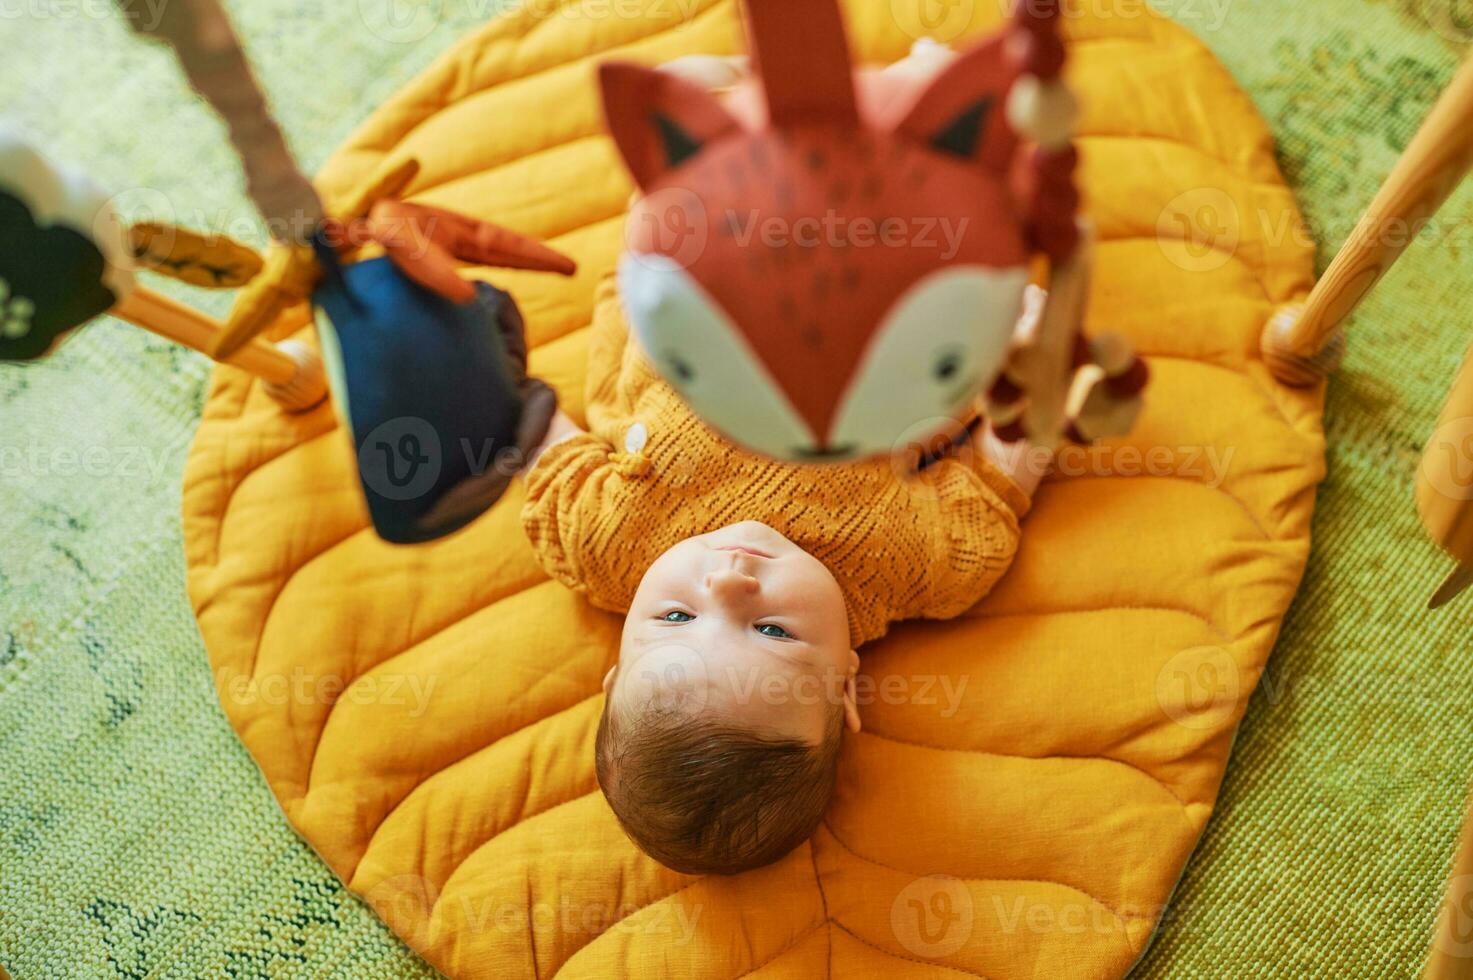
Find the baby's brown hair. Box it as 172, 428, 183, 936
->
595, 699, 844, 875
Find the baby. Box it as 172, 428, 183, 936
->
520, 276, 1047, 875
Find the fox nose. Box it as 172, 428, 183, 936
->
704, 566, 760, 603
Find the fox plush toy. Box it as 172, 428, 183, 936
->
599, 0, 1147, 461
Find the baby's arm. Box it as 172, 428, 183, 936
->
520, 421, 646, 613
520, 269, 670, 611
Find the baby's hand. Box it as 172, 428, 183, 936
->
880, 38, 958, 84
655, 55, 750, 91
978, 285, 1055, 498
979, 423, 1052, 501
527, 409, 585, 470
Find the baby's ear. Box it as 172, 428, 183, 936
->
843, 650, 862, 734
602, 664, 618, 694
886, 36, 1016, 173
598, 61, 742, 190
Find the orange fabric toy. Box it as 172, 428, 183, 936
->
599, 0, 1146, 462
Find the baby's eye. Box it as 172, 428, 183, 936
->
661, 610, 694, 623
755, 623, 792, 639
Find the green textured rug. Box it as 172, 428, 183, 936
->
1, 1, 1470, 976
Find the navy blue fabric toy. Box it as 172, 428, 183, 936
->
312, 239, 561, 545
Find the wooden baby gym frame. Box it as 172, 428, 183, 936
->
1275, 50, 1473, 977
107, 0, 327, 411
1261, 57, 1473, 390
1259, 54, 1473, 610
112, 284, 327, 411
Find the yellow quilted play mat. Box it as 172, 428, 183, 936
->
182, 0, 1323, 976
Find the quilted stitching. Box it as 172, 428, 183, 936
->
181, 2, 1323, 977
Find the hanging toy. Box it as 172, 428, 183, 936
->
1, 0, 578, 545
0, 129, 328, 409
307, 195, 575, 544
597, 0, 1147, 461
0, 130, 137, 363
983, 0, 1147, 446
118, 0, 581, 542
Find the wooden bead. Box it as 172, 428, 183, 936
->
1007, 76, 1078, 148
1071, 375, 1145, 440
1033, 212, 1080, 261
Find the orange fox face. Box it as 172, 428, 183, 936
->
599, 0, 1035, 461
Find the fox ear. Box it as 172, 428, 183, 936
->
598, 61, 742, 190
887, 36, 1017, 172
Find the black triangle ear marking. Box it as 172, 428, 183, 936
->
931, 97, 993, 158
655, 114, 704, 168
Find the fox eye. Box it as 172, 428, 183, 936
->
619, 252, 817, 458
755, 623, 792, 638
665, 352, 695, 383
661, 610, 694, 623
933, 346, 965, 382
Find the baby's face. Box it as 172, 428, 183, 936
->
607, 521, 860, 743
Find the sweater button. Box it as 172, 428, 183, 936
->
624, 422, 648, 454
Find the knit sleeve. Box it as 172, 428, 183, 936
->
971, 452, 1033, 519
519, 432, 644, 614
906, 457, 1025, 622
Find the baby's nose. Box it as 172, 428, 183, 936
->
704, 567, 760, 601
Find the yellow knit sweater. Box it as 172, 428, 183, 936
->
520, 276, 1029, 647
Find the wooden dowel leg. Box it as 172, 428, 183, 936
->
1264, 57, 1473, 386
111, 286, 327, 412
1429, 561, 1473, 610
1417, 337, 1473, 608
1423, 791, 1473, 977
